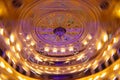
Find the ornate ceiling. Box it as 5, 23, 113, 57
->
0, 0, 120, 80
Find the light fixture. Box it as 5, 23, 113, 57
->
0, 28, 4, 35
30, 40, 35, 46
61, 48, 66, 52
113, 64, 119, 71
77, 54, 85, 61
94, 76, 99, 80
87, 34, 92, 40
109, 49, 116, 56
35, 55, 43, 62
0, 62, 5, 68
53, 48, 58, 53
18, 76, 26, 80
44, 47, 50, 52
96, 41, 102, 50
6, 68, 13, 74
113, 37, 119, 44
10, 34, 15, 43
83, 40, 88, 45
107, 44, 112, 51
16, 53, 20, 59
103, 32, 108, 42
11, 46, 16, 52
68, 46, 74, 51
5, 38, 10, 45
16, 43, 21, 52
102, 51, 107, 57
26, 35, 31, 40
100, 72, 107, 78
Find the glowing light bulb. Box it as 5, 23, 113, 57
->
61, 48, 66, 52
26, 35, 31, 40
0, 28, 4, 35
43, 58, 48, 61
96, 41, 102, 50
101, 72, 106, 78
30, 41, 35, 46
27, 44, 30, 47
6, 51, 11, 58
72, 66, 76, 69
67, 67, 71, 70
77, 54, 85, 61
110, 49, 116, 56
40, 67, 43, 69
56, 68, 60, 71
103, 33, 108, 42
113, 64, 119, 71
53, 48, 57, 53
19, 32, 22, 35
5, 38, 10, 45
0, 62, 5, 68
87, 34, 92, 40
44, 47, 50, 52
11, 46, 16, 52
83, 40, 88, 45
35, 55, 42, 62
107, 44, 112, 50
102, 51, 107, 57
12, 58, 16, 64
113, 37, 119, 43
16, 53, 20, 59
18, 76, 26, 80
68, 46, 74, 51
0, 74, 7, 80
86, 64, 91, 68
94, 76, 99, 80
104, 55, 109, 61
16, 43, 21, 52
50, 68, 54, 71
6, 68, 13, 74
93, 60, 98, 66
10, 34, 15, 43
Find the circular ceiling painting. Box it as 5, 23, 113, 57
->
17, 0, 100, 57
